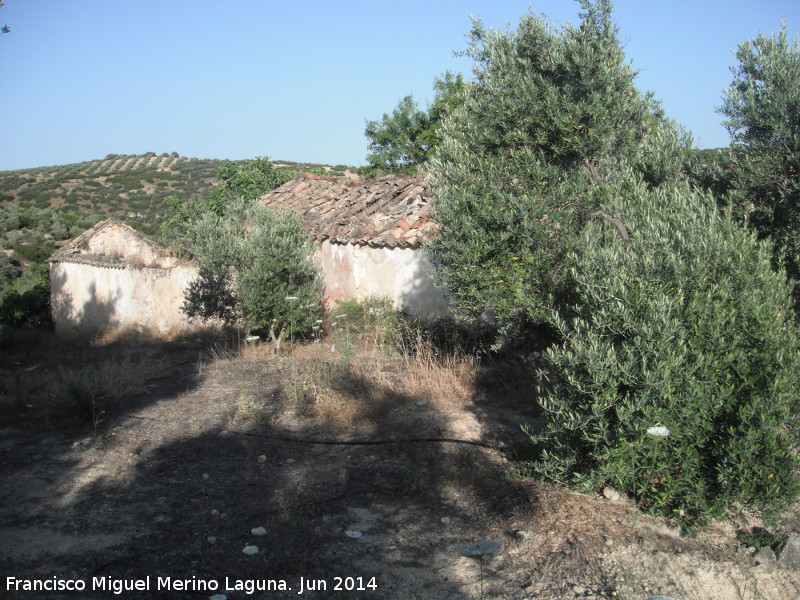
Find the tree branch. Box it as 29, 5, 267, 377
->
591, 210, 630, 242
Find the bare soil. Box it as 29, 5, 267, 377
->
1, 339, 798, 600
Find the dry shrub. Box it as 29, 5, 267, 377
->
292, 358, 399, 436
398, 327, 479, 409
294, 326, 481, 436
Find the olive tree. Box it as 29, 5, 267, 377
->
161, 156, 290, 252
532, 174, 800, 528
426, 0, 690, 340
182, 197, 322, 351
718, 25, 800, 282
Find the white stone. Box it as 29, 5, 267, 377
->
345, 530, 363, 539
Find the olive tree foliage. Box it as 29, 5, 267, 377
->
364, 72, 466, 173
165, 157, 318, 350
204, 156, 291, 215
718, 25, 800, 282
181, 197, 322, 351
161, 156, 290, 249
426, 0, 690, 339
531, 174, 800, 527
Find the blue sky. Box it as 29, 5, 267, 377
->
1, 1, 798, 171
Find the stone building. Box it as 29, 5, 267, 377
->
48, 218, 198, 336
259, 172, 448, 318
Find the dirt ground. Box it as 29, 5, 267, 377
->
1, 337, 798, 600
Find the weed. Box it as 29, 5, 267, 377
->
329, 297, 401, 348
736, 527, 781, 552
397, 326, 479, 406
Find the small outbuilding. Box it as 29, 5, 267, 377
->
259, 172, 449, 318
48, 218, 198, 336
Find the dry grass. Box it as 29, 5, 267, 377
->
1, 355, 169, 428
398, 327, 480, 409
212, 318, 485, 440
309, 333, 480, 435
92, 322, 225, 346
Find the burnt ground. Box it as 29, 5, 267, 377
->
1, 336, 798, 600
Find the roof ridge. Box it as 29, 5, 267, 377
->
49, 217, 175, 264
297, 172, 339, 183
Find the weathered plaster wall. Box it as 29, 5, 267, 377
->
50, 261, 198, 336
78, 222, 178, 268
316, 240, 449, 318
51, 232, 449, 337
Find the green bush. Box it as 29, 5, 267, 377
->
719, 26, 800, 283
0, 254, 21, 284
329, 297, 401, 346
530, 177, 800, 528
13, 240, 55, 264
203, 157, 291, 215
181, 198, 322, 351
427, 1, 690, 340
49, 219, 70, 241
0, 264, 52, 334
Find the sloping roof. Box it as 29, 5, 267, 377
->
49, 218, 180, 269
258, 172, 439, 248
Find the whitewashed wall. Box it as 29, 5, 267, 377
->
316, 240, 449, 318
50, 237, 449, 337
50, 261, 199, 336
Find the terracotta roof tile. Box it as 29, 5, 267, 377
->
258, 172, 436, 248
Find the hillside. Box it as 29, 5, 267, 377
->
0, 153, 352, 238
1, 153, 222, 230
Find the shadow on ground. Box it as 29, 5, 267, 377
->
4, 336, 792, 600
0, 336, 550, 599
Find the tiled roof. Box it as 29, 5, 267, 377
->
258, 172, 439, 248
48, 218, 180, 269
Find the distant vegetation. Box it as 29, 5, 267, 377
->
0, 152, 353, 336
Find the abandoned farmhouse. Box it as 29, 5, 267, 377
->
48, 173, 448, 336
